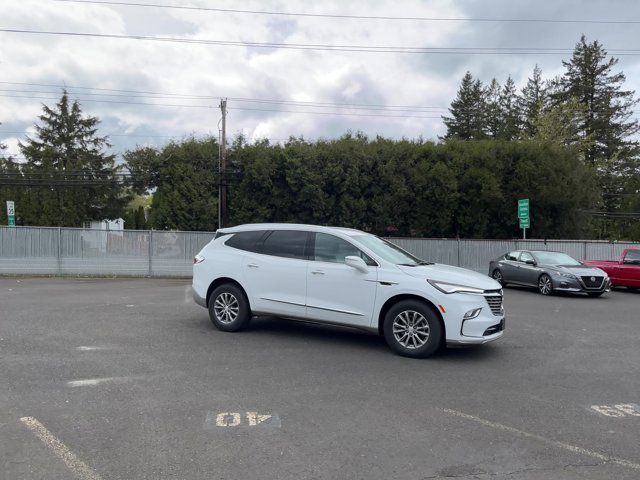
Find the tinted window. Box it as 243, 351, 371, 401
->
261, 230, 309, 260
623, 250, 640, 264
505, 251, 521, 261
225, 230, 267, 253
520, 252, 534, 263
533, 251, 581, 266
313, 233, 376, 266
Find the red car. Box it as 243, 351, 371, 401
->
583, 248, 640, 290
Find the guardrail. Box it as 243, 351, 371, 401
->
0, 226, 637, 277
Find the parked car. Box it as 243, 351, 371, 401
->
583, 248, 640, 291
489, 250, 610, 297
193, 224, 505, 358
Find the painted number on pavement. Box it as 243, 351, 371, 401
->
204, 411, 281, 429
591, 404, 640, 417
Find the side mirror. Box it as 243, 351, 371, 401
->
345, 255, 368, 273
525, 260, 536, 266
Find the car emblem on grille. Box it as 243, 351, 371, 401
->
590, 276, 595, 282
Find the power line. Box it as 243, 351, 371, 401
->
0, 94, 444, 119
2, 83, 636, 117
3, 29, 640, 55
52, 0, 640, 25
0, 82, 450, 111
0, 87, 448, 112
0, 130, 196, 138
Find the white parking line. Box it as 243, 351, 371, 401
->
76, 346, 108, 351
443, 409, 640, 471
19, 416, 102, 480
67, 377, 120, 387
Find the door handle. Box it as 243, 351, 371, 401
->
311, 270, 325, 275
247, 263, 259, 268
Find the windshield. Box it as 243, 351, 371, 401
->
533, 252, 581, 266
351, 235, 430, 265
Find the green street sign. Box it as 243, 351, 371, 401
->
6, 200, 15, 227
518, 198, 529, 219
519, 217, 530, 228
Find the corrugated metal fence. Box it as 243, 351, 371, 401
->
0, 226, 638, 277
390, 237, 640, 273
0, 226, 215, 277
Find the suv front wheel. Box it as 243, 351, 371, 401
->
383, 300, 442, 358
208, 284, 251, 332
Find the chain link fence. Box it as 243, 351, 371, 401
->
0, 226, 637, 276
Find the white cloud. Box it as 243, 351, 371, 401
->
0, 0, 639, 156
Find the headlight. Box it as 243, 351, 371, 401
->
427, 280, 485, 294
553, 271, 576, 279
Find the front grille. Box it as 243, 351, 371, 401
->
581, 276, 604, 289
483, 318, 505, 336
483, 293, 503, 316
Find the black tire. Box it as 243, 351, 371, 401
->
588, 292, 604, 298
383, 300, 443, 358
208, 283, 251, 332
538, 274, 553, 296
492, 269, 505, 286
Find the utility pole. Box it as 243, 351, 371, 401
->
218, 98, 228, 229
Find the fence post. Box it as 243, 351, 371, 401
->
583, 241, 588, 260
148, 230, 153, 277
57, 227, 62, 276
456, 237, 461, 267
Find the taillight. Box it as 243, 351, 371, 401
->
193, 254, 205, 264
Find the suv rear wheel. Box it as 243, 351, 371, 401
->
208, 284, 251, 332
383, 300, 442, 358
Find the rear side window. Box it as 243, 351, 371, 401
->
261, 230, 309, 260
225, 230, 267, 253
505, 251, 520, 261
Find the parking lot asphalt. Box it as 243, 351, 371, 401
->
1, 277, 639, 480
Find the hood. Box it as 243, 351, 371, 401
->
397, 263, 501, 291
545, 264, 607, 277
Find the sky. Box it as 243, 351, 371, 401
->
1, 0, 640, 160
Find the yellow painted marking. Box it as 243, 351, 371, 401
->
19, 416, 102, 480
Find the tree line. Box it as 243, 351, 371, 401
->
1, 35, 638, 239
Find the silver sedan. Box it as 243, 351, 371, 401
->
489, 250, 610, 297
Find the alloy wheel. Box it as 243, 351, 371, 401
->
213, 292, 239, 324
392, 310, 430, 349
493, 270, 503, 284
539, 275, 553, 295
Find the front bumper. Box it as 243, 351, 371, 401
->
447, 328, 504, 346
553, 275, 611, 293
439, 292, 506, 345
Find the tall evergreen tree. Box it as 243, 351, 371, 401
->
498, 76, 520, 140
518, 65, 546, 137
19, 92, 126, 226
484, 79, 502, 138
554, 36, 639, 190
443, 72, 487, 140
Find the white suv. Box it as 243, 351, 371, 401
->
193, 224, 504, 358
